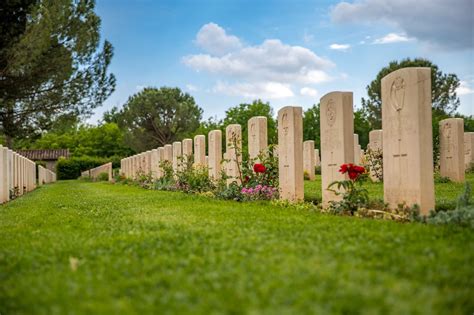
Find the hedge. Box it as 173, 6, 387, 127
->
56, 156, 121, 180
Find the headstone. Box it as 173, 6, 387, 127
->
194, 135, 206, 167
439, 118, 464, 182
0, 146, 8, 203
248, 116, 268, 161
145, 151, 152, 175
303, 140, 315, 180
172, 142, 182, 173
465, 132, 474, 171
208, 130, 222, 180
278, 106, 304, 201
164, 144, 173, 162
320, 92, 354, 207
354, 134, 361, 165
226, 124, 242, 185
150, 149, 159, 179
382, 67, 435, 215
314, 149, 320, 167
157, 147, 165, 178
369, 130, 383, 151
182, 138, 193, 166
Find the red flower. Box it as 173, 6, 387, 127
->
253, 163, 266, 173
339, 163, 365, 181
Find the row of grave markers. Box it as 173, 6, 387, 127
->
81, 162, 113, 182
120, 67, 471, 215
120, 117, 269, 185
0, 145, 57, 204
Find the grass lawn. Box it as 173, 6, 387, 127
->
1, 180, 473, 314
304, 173, 474, 210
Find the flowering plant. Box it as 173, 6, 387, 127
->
338, 163, 365, 181
253, 163, 266, 173
241, 184, 278, 201
327, 163, 368, 214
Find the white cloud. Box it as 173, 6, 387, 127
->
300, 87, 318, 97
457, 80, 474, 96
186, 84, 198, 92
329, 43, 351, 51
213, 81, 294, 99
372, 33, 412, 44
183, 38, 334, 84
195, 23, 242, 56
331, 0, 473, 50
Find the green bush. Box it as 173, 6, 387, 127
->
427, 183, 474, 228
97, 172, 110, 181
56, 156, 119, 180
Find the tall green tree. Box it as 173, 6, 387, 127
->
223, 100, 277, 149
25, 122, 132, 158
0, 0, 115, 147
303, 104, 320, 147
118, 87, 203, 152
361, 58, 460, 129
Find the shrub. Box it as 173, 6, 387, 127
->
56, 156, 119, 180
97, 172, 109, 181
365, 147, 383, 182
427, 183, 474, 228
175, 157, 215, 193
434, 173, 451, 183
327, 164, 368, 215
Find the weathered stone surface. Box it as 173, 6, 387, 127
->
320, 92, 354, 207
369, 130, 383, 151
303, 140, 315, 180
248, 116, 268, 160
0, 146, 8, 203
208, 130, 222, 180
354, 134, 361, 165
150, 149, 159, 179
164, 144, 173, 162
278, 106, 304, 202
172, 142, 182, 173
157, 147, 165, 178
226, 124, 242, 185
182, 139, 193, 165
194, 135, 206, 166
439, 118, 464, 182
465, 132, 474, 171
314, 149, 320, 167
382, 67, 435, 215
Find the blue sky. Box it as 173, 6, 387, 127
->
92, 0, 474, 123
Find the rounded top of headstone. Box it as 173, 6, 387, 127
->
194, 135, 205, 139
381, 67, 431, 85
439, 117, 464, 125
320, 91, 352, 101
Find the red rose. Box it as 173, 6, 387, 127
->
253, 163, 266, 173
339, 164, 348, 174
353, 165, 365, 174
348, 170, 358, 180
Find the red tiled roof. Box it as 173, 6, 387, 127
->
16, 149, 70, 160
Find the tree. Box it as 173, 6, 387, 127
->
303, 104, 320, 147
0, 0, 116, 147
354, 110, 371, 148
223, 100, 277, 150
118, 87, 203, 152
27, 123, 132, 158
361, 58, 460, 129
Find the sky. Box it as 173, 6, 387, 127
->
91, 0, 474, 123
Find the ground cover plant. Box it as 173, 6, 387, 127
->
0, 180, 473, 314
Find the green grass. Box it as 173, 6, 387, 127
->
304, 173, 474, 210
1, 180, 473, 314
